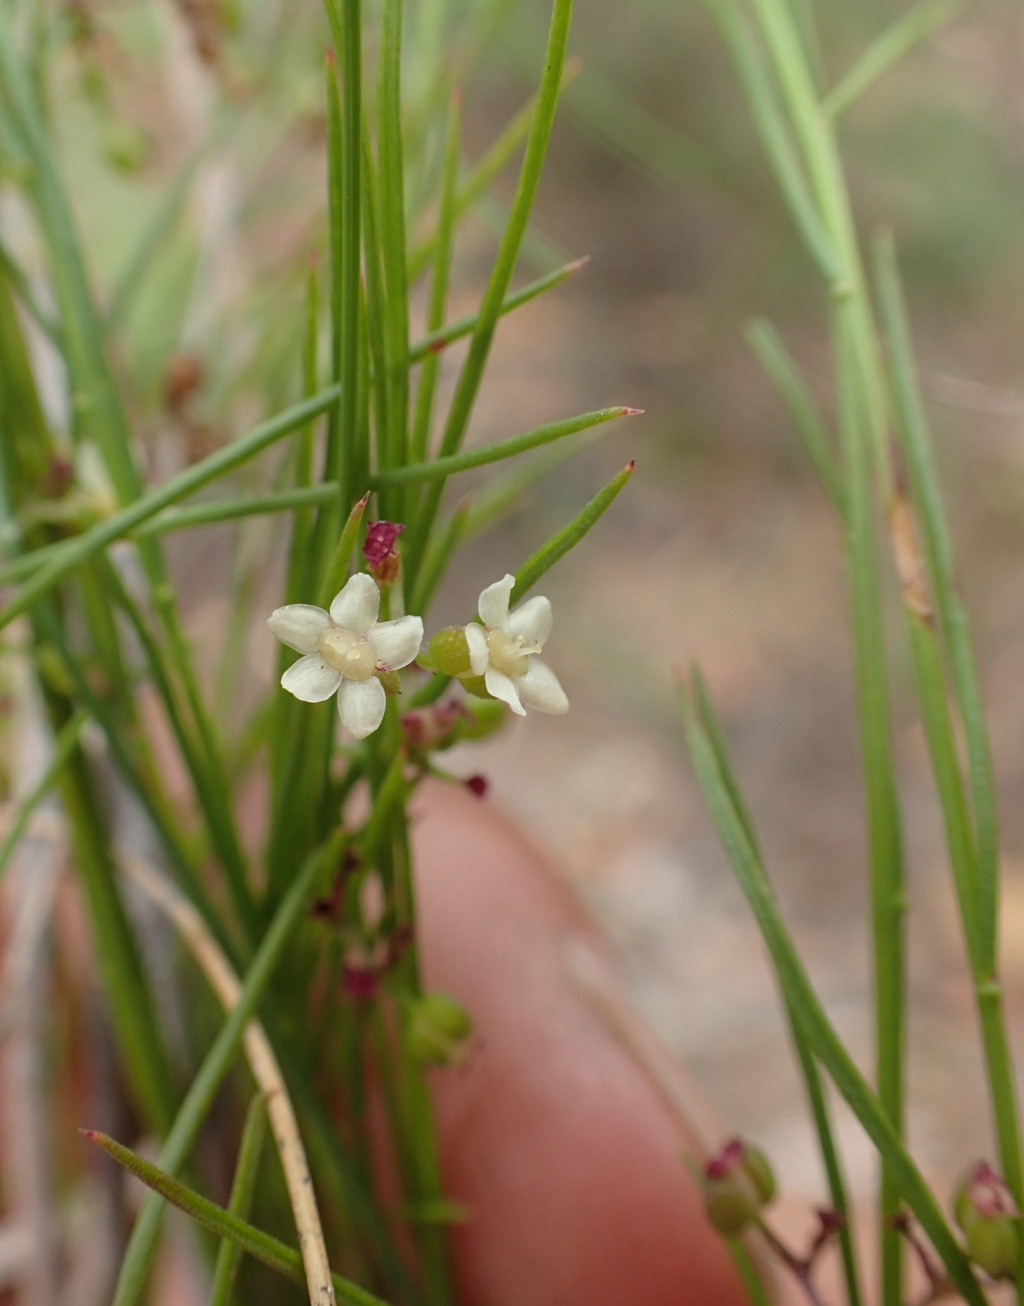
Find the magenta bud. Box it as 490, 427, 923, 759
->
465, 774, 488, 798
342, 965, 378, 1002
364, 520, 404, 567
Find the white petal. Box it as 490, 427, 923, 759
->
368, 615, 423, 670
517, 658, 568, 715
338, 676, 386, 738
478, 574, 515, 630
330, 573, 380, 634
281, 655, 342, 703
484, 666, 525, 716
267, 604, 330, 655
465, 623, 489, 676
504, 595, 552, 648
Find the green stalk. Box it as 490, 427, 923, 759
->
409, 91, 461, 483
209, 1093, 268, 1306
725, 7, 906, 1297
513, 460, 635, 599
409, 257, 587, 365
323, 0, 361, 529
379, 0, 411, 479
691, 669, 861, 1306
745, 319, 844, 519
404, 0, 576, 587
406, 59, 583, 283
822, 0, 960, 120
680, 684, 986, 1306
0, 709, 84, 881
410, 499, 469, 617
56, 709, 178, 1134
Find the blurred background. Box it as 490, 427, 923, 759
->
11, 0, 1024, 1244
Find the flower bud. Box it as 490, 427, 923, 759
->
363, 520, 404, 586
954, 1162, 1020, 1280
702, 1138, 776, 1236
401, 701, 467, 754
427, 627, 471, 677
405, 992, 472, 1067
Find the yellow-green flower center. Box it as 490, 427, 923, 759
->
319, 626, 377, 680
486, 628, 534, 680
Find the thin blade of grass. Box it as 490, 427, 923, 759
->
375, 407, 634, 489
406, 57, 583, 283
0, 386, 340, 630
89, 1132, 388, 1306
690, 668, 861, 1306
409, 257, 587, 365
746, 319, 845, 519
704, 0, 839, 283
513, 459, 634, 600
404, 0, 577, 586
0, 710, 83, 882
410, 91, 461, 471
822, 0, 960, 120
409, 498, 469, 617
209, 1093, 268, 1306
379, 0, 411, 480
679, 682, 986, 1306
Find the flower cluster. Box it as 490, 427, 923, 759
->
268, 537, 568, 741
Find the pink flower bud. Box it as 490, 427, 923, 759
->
364, 520, 405, 584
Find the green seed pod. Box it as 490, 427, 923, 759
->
965, 1216, 1019, 1280
406, 993, 473, 1068
954, 1162, 1020, 1280
462, 697, 506, 740
428, 627, 472, 677
741, 1145, 776, 1206
703, 1175, 762, 1236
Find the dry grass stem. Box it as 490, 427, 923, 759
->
121, 855, 336, 1306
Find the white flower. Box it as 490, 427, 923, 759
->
465, 574, 568, 717
268, 574, 423, 739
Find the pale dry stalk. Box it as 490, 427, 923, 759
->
121, 855, 336, 1306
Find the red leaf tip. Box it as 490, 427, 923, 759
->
626, 460, 636, 472
568, 255, 591, 273
623, 408, 644, 416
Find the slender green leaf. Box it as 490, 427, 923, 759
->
513, 459, 634, 600
405, 0, 577, 586
822, 0, 960, 120
209, 1093, 269, 1306
746, 319, 845, 519
89, 1131, 388, 1306
679, 683, 986, 1306
0, 709, 83, 881
0, 387, 340, 630
409, 258, 587, 365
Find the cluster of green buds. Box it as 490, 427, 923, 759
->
405, 993, 473, 1068
954, 1161, 1021, 1280
701, 1137, 777, 1236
